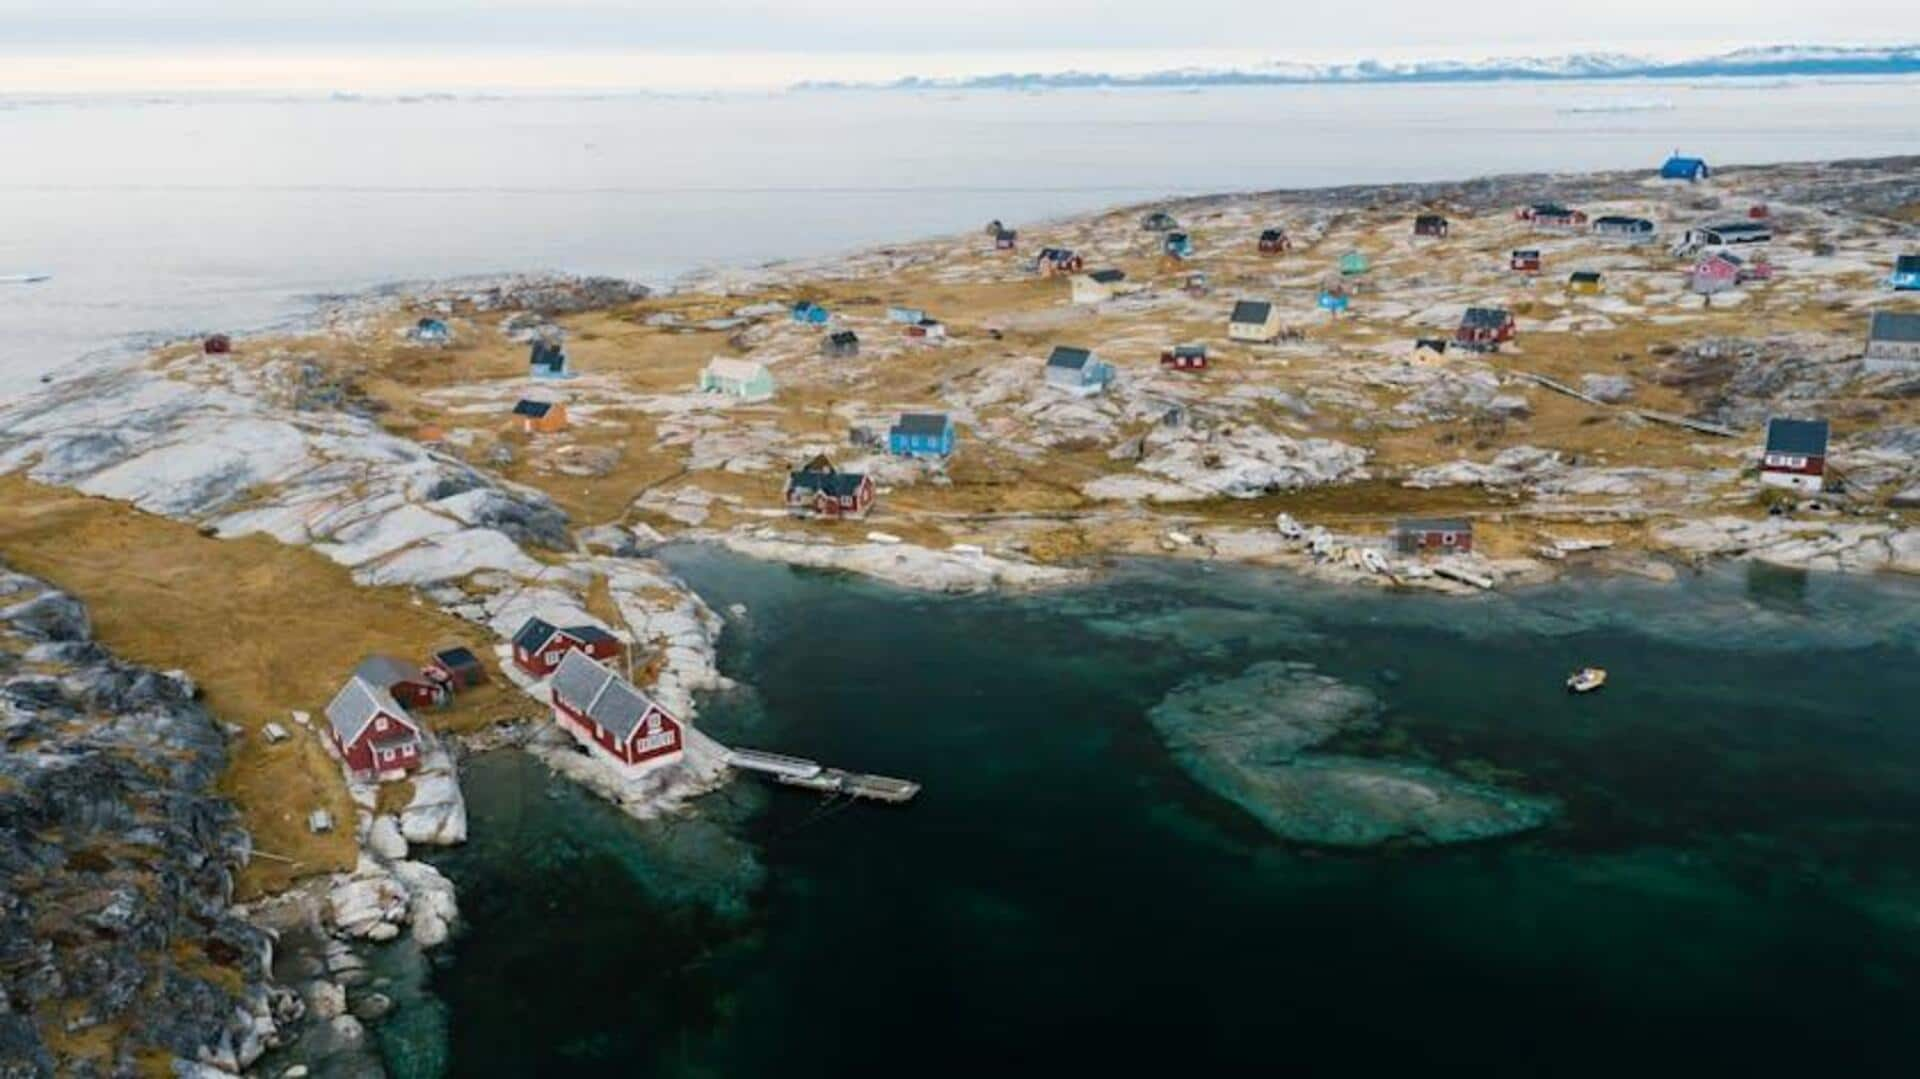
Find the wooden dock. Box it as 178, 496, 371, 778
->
724, 747, 921, 804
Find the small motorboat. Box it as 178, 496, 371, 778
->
1275, 513, 1303, 540
1566, 667, 1608, 694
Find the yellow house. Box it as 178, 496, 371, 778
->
1569, 271, 1603, 295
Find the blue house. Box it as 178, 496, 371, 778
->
1163, 232, 1194, 259
791, 301, 830, 325
412, 317, 452, 345
1317, 287, 1349, 315
887, 305, 926, 325
1890, 255, 1920, 291
1045, 345, 1115, 394
888, 413, 955, 458
1661, 153, 1710, 182
529, 340, 570, 379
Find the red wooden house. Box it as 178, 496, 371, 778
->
1257, 228, 1292, 255
1035, 247, 1083, 276
1759, 417, 1830, 493
1456, 307, 1516, 351
351, 654, 446, 709
203, 334, 232, 355
511, 616, 625, 678
1519, 203, 1587, 230
429, 646, 488, 692
785, 456, 875, 519
1414, 214, 1450, 238
1392, 517, 1474, 555
325, 675, 424, 781
1510, 249, 1542, 273
1691, 252, 1741, 294
550, 650, 685, 773
1160, 344, 1208, 371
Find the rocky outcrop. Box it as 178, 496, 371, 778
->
1146, 661, 1556, 847
1653, 514, 1920, 574
0, 568, 285, 1077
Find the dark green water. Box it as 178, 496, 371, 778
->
424, 552, 1920, 1077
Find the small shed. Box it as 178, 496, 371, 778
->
1568, 271, 1603, 294
1035, 248, 1084, 276
1409, 338, 1449, 364
1160, 344, 1208, 372
1660, 153, 1711, 182
1866, 311, 1920, 371
203, 334, 232, 355
905, 317, 947, 341
1759, 417, 1830, 493
412, 318, 452, 345
1258, 228, 1292, 254
1045, 345, 1115, 394
1524, 204, 1588, 230
511, 616, 624, 678
1593, 215, 1656, 241
995, 229, 1018, 251
512, 398, 569, 434
785, 456, 876, 519
529, 340, 570, 379
429, 646, 488, 691
1070, 268, 1127, 305
1392, 517, 1474, 555
352, 654, 445, 710
1162, 232, 1194, 259
888, 413, 955, 457
699, 358, 776, 400
1511, 249, 1542, 273
1455, 307, 1516, 350
1414, 214, 1450, 238
1338, 251, 1369, 276
1228, 300, 1283, 343
1888, 255, 1920, 291
822, 330, 861, 358
550, 650, 684, 773
1141, 211, 1179, 232
325, 676, 422, 781
791, 301, 830, 325
1184, 272, 1210, 297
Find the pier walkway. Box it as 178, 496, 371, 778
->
724, 747, 922, 804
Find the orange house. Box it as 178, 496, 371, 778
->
513, 399, 568, 434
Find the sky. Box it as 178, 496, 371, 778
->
4, 1, 1918, 91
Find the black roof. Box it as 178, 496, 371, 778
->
1415, 213, 1447, 224
891, 412, 951, 436
1869, 311, 1920, 343
1230, 300, 1273, 324
1765, 418, 1830, 456
513, 616, 557, 651
1896, 255, 1920, 274
1594, 215, 1654, 229
1047, 345, 1093, 369
1530, 203, 1573, 215
572, 625, 619, 646
529, 341, 565, 367
1415, 338, 1449, 351
1087, 268, 1126, 283
1513, 248, 1540, 257
1700, 221, 1770, 235
1396, 517, 1473, 533
512, 399, 553, 418
1461, 307, 1512, 328
826, 330, 859, 346
1569, 271, 1602, 283
1260, 227, 1287, 239
788, 469, 867, 497
433, 646, 482, 670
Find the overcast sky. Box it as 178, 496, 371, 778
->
5, 1, 1917, 90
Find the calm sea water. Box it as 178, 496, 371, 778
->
4, 76, 1920, 398
422, 550, 1920, 1078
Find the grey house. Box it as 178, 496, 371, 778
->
1866, 311, 1920, 372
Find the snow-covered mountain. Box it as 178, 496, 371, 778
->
794, 43, 1920, 91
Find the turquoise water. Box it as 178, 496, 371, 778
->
425, 552, 1920, 1076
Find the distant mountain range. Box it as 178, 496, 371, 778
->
794, 44, 1920, 91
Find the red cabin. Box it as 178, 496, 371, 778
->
351, 654, 446, 710
785, 456, 875, 519
550, 650, 684, 773
1035, 247, 1083, 276
1392, 517, 1474, 555
1455, 307, 1516, 351
1748, 203, 1770, 220
428, 646, 488, 692
203, 334, 232, 355
325, 676, 423, 780
1160, 344, 1208, 371
1257, 229, 1292, 255
1510, 249, 1542, 273
511, 616, 625, 678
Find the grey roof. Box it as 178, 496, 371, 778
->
1047, 345, 1093, 369
513, 616, 557, 652
1230, 300, 1273, 325
1087, 269, 1126, 283
550, 650, 657, 743
1869, 311, 1920, 343
1594, 215, 1654, 230
325, 676, 413, 745
512, 399, 553, 418
432, 646, 482, 671
1700, 221, 1770, 236
1395, 517, 1474, 533
1569, 271, 1602, 283
1896, 255, 1920, 274
1171, 344, 1207, 357
529, 341, 566, 369
353, 654, 422, 689
891, 413, 951, 437
1765, 418, 1830, 456
1461, 307, 1512, 329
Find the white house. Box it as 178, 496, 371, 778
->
698, 358, 776, 401
1070, 269, 1128, 305
1228, 300, 1283, 343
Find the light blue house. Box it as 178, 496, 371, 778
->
888, 413, 955, 457
791, 301, 830, 325
1890, 255, 1920, 291
529, 340, 570, 379
887, 305, 926, 325
1045, 345, 1114, 394
1317, 288, 1349, 315
412, 317, 452, 345
1661, 153, 1710, 182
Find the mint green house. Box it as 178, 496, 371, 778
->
699, 358, 775, 401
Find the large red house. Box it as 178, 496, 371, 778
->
1455, 307, 1516, 350
325, 676, 423, 781
511, 616, 625, 678
549, 650, 685, 773
785, 456, 875, 520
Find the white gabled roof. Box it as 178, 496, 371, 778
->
703, 358, 769, 381
325, 675, 416, 746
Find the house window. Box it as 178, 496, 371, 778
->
1442, 533, 1457, 547
375, 717, 388, 732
